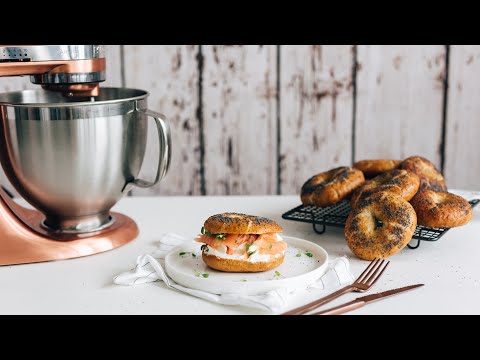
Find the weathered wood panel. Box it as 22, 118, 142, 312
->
202, 45, 277, 195
124, 45, 201, 195
279, 45, 354, 195
355, 45, 446, 168
3, 45, 479, 196
444, 45, 480, 190
103, 45, 123, 87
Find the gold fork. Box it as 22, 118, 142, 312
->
282, 258, 390, 315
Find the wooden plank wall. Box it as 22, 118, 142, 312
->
444, 46, 480, 190
1, 45, 479, 196
355, 45, 446, 168
280, 45, 354, 195
123, 45, 201, 196
202, 45, 277, 195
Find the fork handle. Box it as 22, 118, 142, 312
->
282, 285, 355, 315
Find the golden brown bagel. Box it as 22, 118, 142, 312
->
400, 156, 447, 191
345, 192, 417, 260
353, 159, 401, 178
410, 190, 472, 228
301, 167, 365, 207
201, 252, 285, 272
350, 169, 420, 208
203, 213, 282, 235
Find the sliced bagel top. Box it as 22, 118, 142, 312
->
203, 213, 283, 234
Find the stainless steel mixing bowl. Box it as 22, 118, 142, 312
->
0, 88, 170, 232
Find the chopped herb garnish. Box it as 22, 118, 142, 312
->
179, 252, 197, 258
269, 244, 273, 249
274, 270, 282, 277
200, 227, 225, 240
305, 251, 313, 258
296, 252, 302, 257
240, 279, 248, 282
246, 244, 257, 256
194, 270, 209, 278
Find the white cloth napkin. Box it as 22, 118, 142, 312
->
113, 233, 354, 313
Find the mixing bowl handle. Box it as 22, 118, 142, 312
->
131, 109, 171, 189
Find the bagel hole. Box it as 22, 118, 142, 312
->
437, 197, 449, 205
375, 218, 383, 229
432, 192, 449, 205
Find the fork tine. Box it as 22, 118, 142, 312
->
364, 259, 387, 285
366, 260, 390, 287
360, 259, 383, 284
354, 258, 378, 283
358, 258, 384, 284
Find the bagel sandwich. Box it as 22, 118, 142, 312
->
195, 213, 287, 272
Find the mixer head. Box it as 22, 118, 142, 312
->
0, 45, 106, 97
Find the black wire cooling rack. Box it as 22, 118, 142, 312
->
282, 199, 480, 249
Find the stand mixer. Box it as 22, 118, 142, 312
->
0, 45, 171, 266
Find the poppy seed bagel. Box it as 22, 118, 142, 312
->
353, 159, 401, 178
301, 166, 365, 207
400, 156, 447, 191
350, 169, 420, 208
345, 192, 417, 260
203, 213, 283, 234
410, 190, 472, 228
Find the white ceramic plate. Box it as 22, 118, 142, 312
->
165, 236, 328, 296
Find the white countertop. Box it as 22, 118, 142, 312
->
1, 194, 480, 315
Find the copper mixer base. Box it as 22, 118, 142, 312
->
0, 187, 138, 266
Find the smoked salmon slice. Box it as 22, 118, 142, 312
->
196, 232, 285, 256
196, 234, 258, 254
255, 233, 287, 255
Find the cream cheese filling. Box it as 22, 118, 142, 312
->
202, 234, 285, 263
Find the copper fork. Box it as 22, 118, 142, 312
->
282, 258, 390, 315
